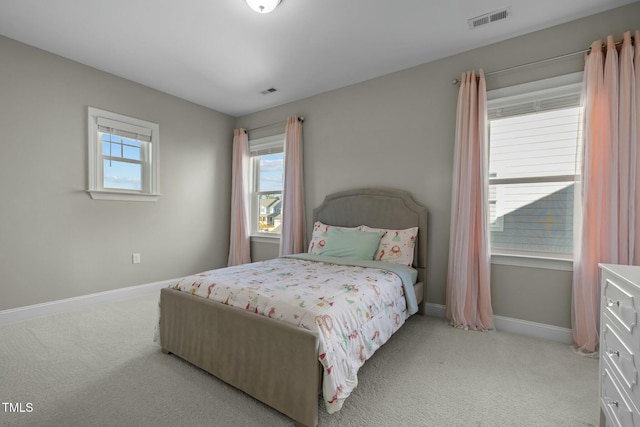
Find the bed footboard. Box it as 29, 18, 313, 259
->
160, 288, 321, 427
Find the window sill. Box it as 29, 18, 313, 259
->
250, 235, 280, 244
87, 190, 160, 202
491, 253, 573, 272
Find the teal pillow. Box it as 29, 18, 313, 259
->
317, 227, 384, 260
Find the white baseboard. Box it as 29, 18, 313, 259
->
0, 279, 175, 326
424, 302, 573, 345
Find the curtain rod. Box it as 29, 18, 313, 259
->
451, 36, 634, 85
243, 116, 304, 133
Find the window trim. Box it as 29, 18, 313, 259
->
249, 134, 285, 238
491, 253, 574, 271
486, 72, 583, 105
486, 72, 583, 264
87, 107, 160, 202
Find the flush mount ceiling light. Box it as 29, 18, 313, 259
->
245, 0, 281, 14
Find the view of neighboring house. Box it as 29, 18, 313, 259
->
491, 184, 574, 255
259, 197, 281, 233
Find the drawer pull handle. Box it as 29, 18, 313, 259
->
607, 299, 621, 308
607, 349, 620, 357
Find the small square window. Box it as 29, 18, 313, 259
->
87, 107, 160, 202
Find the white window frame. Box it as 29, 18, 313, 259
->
249, 134, 285, 241
87, 107, 160, 202
487, 72, 583, 271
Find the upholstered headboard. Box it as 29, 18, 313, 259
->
313, 187, 428, 284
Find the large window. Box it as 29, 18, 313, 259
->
487, 73, 582, 259
87, 107, 160, 202
249, 134, 285, 237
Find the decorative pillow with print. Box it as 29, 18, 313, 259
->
308, 221, 361, 254
361, 225, 418, 267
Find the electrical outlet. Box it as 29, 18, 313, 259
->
132, 253, 141, 264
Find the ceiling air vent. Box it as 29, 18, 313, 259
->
468, 7, 511, 29
260, 87, 278, 95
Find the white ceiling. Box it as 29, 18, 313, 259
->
0, 0, 635, 117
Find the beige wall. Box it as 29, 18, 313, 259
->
2, 3, 637, 324
0, 36, 235, 310
238, 3, 640, 328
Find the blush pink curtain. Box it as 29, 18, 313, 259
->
279, 116, 306, 256
228, 129, 251, 266
446, 70, 494, 331
573, 31, 639, 354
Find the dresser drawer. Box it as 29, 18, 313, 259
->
602, 270, 640, 350
602, 312, 639, 414
602, 360, 640, 427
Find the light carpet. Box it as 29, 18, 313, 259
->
0, 293, 599, 427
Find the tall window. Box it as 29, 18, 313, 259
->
249, 134, 285, 236
487, 73, 582, 258
87, 107, 160, 202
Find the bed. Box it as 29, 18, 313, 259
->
158, 187, 428, 426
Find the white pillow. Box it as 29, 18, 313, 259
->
361, 226, 419, 267
308, 221, 361, 254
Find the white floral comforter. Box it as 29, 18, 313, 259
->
167, 254, 418, 414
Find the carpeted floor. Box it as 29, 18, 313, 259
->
0, 292, 599, 427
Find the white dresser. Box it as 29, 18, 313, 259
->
600, 264, 640, 427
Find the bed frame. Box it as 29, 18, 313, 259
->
159, 187, 428, 427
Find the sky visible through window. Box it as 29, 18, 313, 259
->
101, 133, 142, 190
258, 153, 284, 192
